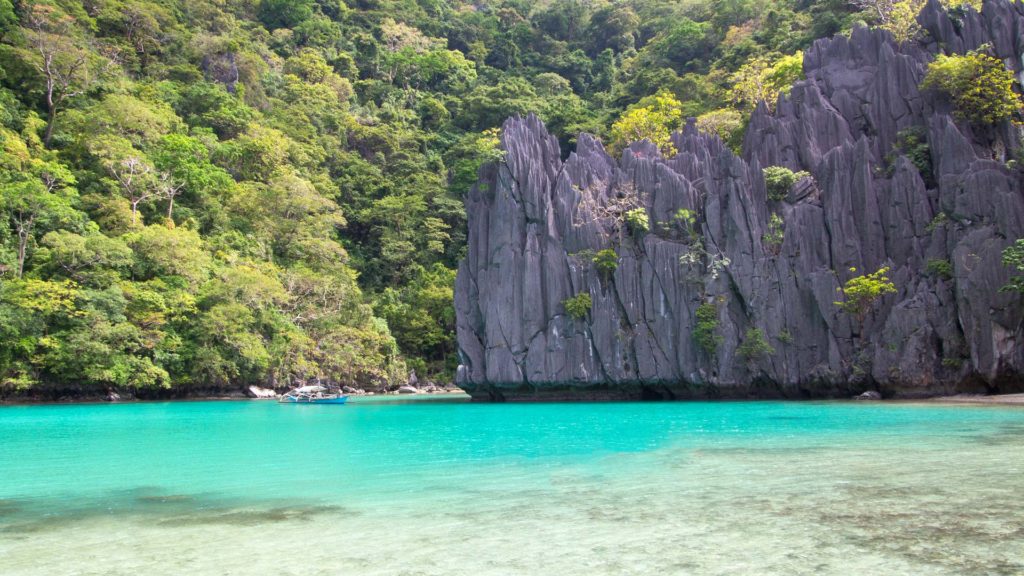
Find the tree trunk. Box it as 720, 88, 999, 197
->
17, 234, 27, 278
44, 106, 57, 147
16, 216, 32, 278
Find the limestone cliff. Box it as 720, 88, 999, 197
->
455, 0, 1024, 401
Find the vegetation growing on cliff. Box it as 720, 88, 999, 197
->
922, 48, 1023, 126
1002, 239, 1024, 294
763, 166, 809, 202
592, 249, 619, 278
624, 207, 650, 235
834, 266, 897, 327
563, 293, 592, 320
736, 327, 774, 362
693, 302, 722, 355
763, 213, 785, 255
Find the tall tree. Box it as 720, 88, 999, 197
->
22, 3, 114, 145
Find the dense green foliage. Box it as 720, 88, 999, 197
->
925, 258, 953, 280
888, 126, 935, 186
592, 248, 619, 278
0, 0, 878, 393
736, 327, 774, 361
1002, 239, 1024, 294
624, 207, 649, 234
922, 48, 1023, 126
763, 212, 785, 255
763, 166, 809, 202
609, 90, 681, 156
693, 302, 722, 355
563, 292, 591, 320
834, 266, 897, 326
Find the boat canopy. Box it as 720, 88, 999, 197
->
292, 385, 327, 394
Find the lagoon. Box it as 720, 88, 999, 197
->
1, 398, 1023, 575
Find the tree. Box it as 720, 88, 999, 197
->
625, 207, 650, 234
763, 213, 785, 256
609, 91, 683, 156
22, 3, 115, 145
730, 51, 804, 111
151, 133, 233, 226
644, 18, 711, 72
693, 302, 722, 355
563, 293, 591, 320
851, 0, 925, 43
763, 166, 810, 201
126, 224, 211, 287
737, 328, 774, 363
0, 0, 17, 42
696, 108, 744, 144
922, 49, 1023, 126
1001, 239, 1024, 294
373, 264, 457, 375
36, 229, 133, 286
834, 266, 897, 329
157, 171, 184, 221
592, 249, 618, 278
258, 0, 314, 30
586, 5, 639, 54
106, 155, 158, 226
0, 163, 79, 277
0, 277, 79, 388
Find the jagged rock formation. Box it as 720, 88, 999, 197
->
455, 0, 1024, 401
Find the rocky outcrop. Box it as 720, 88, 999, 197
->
455, 0, 1024, 401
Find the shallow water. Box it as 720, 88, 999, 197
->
1, 398, 1023, 575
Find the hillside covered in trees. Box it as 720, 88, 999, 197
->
0, 0, 992, 397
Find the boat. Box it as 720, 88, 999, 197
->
278, 385, 349, 405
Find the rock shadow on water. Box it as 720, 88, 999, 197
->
965, 423, 1024, 446
156, 503, 347, 527
0, 499, 21, 518
0, 486, 350, 535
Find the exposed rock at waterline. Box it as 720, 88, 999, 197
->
247, 386, 277, 399
455, 0, 1024, 401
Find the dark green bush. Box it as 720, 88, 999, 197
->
763, 166, 810, 202
925, 258, 953, 280
693, 302, 722, 355
592, 249, 619, 277
563, 293, 592, 320
737, 328, 774, 361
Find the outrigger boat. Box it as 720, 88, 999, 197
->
278, 385, 348, 405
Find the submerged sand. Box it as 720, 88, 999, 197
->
928, 394, 1024, 406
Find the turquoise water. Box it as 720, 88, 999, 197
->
2, 398, 1023, 575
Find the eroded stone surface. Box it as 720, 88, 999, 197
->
456, 0, 1024, 401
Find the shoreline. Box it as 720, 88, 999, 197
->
921, 393, 1024, 406
0, 390, 469, 407
4, 391, 1024, 407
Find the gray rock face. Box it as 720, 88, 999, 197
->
455, 0, 1024, 401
